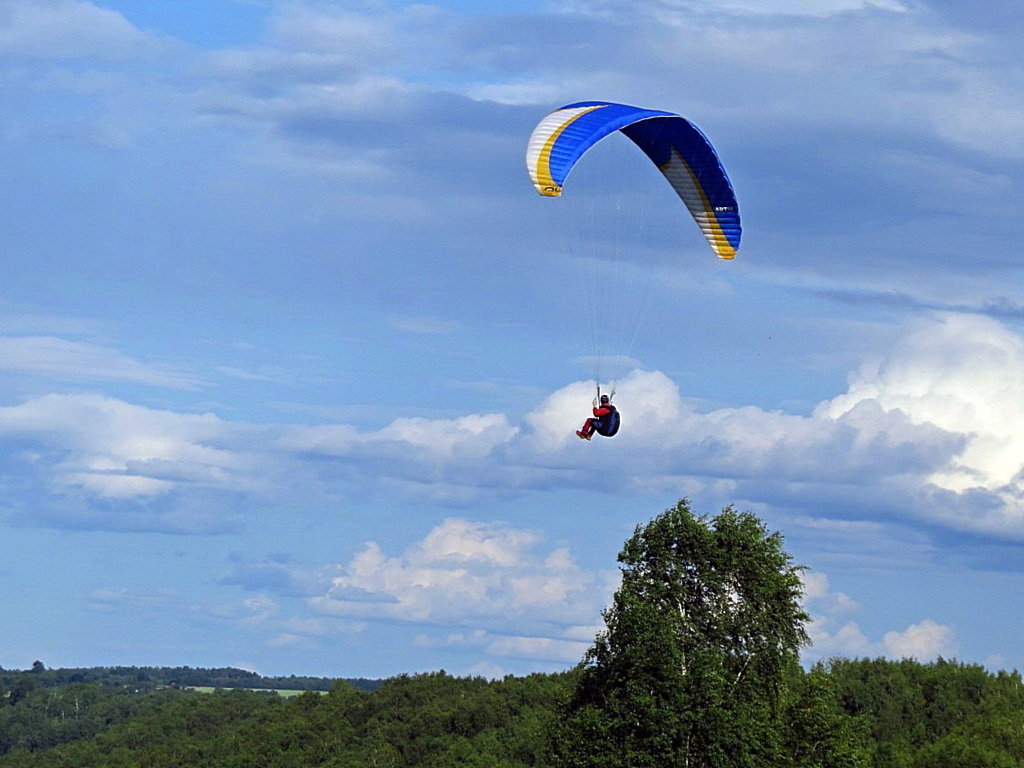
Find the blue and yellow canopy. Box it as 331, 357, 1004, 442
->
526, 101, 741, 260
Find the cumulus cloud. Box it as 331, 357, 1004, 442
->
308, 518, 611, 643
417, 627, 592, 665
0, 392, 517, 531
526, 369, 689, 453
479, 633, 591, 663
824, 313, 1024, 492
515, 316, 1024, 541
0, 393, 250, 499
4, 312, 1024, 543
289, 518, 615, 663
802, 570, 872, 659
884, 618, 958, 660
802, 569, 956, 663
234, 523, 953, 666
822, 313, 1024, 536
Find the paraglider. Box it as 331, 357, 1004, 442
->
526, 100, 741, 260
576, 393, 620, 440
526, 100, 741, 441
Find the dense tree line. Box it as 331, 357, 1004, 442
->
0, 671, 567, 767
0, 683, 179, 756
826, 657, 1024, 767
0, 661, 1020, 767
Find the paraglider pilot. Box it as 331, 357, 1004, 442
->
577, 394, 620, 440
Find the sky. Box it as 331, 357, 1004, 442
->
2, 0, 1024, 680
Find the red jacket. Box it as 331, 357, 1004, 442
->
592, 404, 614, 419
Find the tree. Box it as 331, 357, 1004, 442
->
781, 666, 869, 768
7, 676, 37, 707
550, 499, 809, 768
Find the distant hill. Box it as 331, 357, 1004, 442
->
0, 662, 382, 693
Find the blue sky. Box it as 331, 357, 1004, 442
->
2, 0, 1024, 679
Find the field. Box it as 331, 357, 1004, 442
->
187, 686, 327, 698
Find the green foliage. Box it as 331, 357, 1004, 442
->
550, 499, 810, 768
0, 673, 571, 768
0, 655, 1021, 767
824, 657, 1024, 767
0, 683, 178, 756
780, 666, 870, 768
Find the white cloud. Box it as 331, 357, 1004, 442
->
419, 517, 537, 567
802, 571, 858, 613
824, 313, 1024, 492
5, 313, 1024, 542
821, 314, 1024, 536
0, 392, 257, 515
802, 570, 872, 659
484, 634, 590, 663
63, 471, 175, 500
0, 0, 158, 59
308, 518, 610, 641
420, 626, 592, 664
377, 414, 516, 459
802, 568, 956, 663
518, 316, 1024, 541
526, 369, 682, 451
807, 617, 872, 657
285, 525, 954, 667
467, 661, 506, 680
884, 619, 958, 660
0, 391, 516, 529
282, 412, 517, 460
0, 336, 201, 389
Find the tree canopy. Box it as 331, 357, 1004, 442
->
550, 499, 810, 768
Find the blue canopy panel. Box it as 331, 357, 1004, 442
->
526, 101, 741, 260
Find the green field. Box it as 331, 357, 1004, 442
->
188, 686, 327, 698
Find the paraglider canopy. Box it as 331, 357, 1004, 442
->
525, 100, 741, 260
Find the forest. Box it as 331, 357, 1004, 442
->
0, 659, 1021, 767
